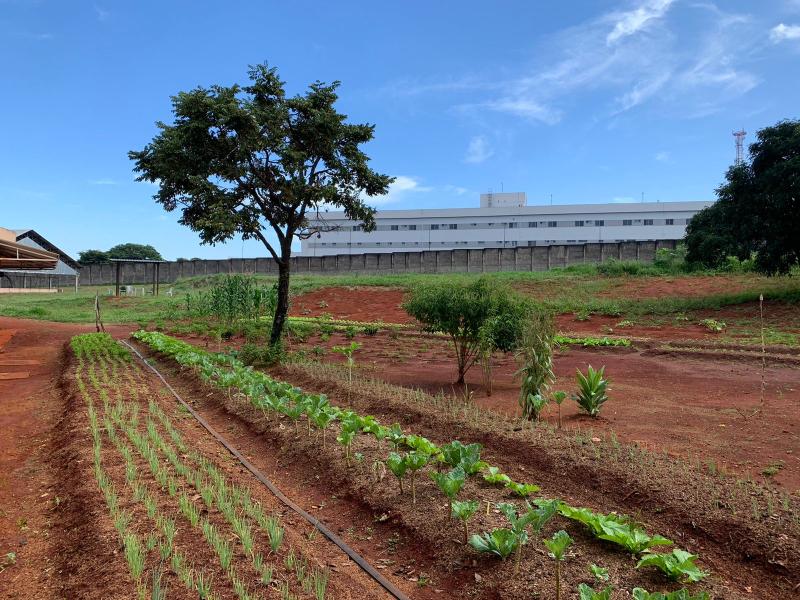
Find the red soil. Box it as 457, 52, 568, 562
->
598, 274, 762, 300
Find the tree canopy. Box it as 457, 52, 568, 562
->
129, 63, 393, 345
685, 119, 800, 274
78, 244, 163, 265
78, 249, 110, 265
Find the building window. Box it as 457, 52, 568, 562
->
449, 224, 457, 230
390, 225, 398, 231
644, 219, 653, 226
430, 224, 439, 230
528, 221, 537, 228
623, 219, 632, 226
575, 220, 584, 227
596, 220, 605, 226
409, 224, 417, 231
508, 222, 517, 229
352, 225, 362, 232
548, 221, 557, 227
666, 218, 674, 225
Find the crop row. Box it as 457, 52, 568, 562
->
133, 330, 710, 598
70, 332, 329, 600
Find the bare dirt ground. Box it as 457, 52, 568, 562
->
288, 287, 800, 491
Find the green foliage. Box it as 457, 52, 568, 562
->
632, 588, 710, 600
559, 504, 672, 554
544, 529, 573, 561
554, 335, 631, 348
403, 277, 530, 384
685, 119, 800, 274
699, 318, 725, 332
589, 563, 609, 581
515, 310, 555, 419
78, 249, 110, 265
129, 63, 393, 345
387, 452, 408, 493
440, 441, 484, 474
636, 549, 709, 583
430, 467, 466, 500
482, 466, 512, 486
469, 528, 520, 559
186, 275, 278, 326
578, 583, 614, 600
452, 499, 479, 544
504, 481, 541, 498
107, 243, 164, 261
573, 366, 609, 417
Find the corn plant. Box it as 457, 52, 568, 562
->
573, 366, 609, 417
451, 499, 479, 545
544, 530, 573, 600
636, 549, 709, 583
521, 393, 549, 422
430, 466, 466, 519
515, 311, 555, 420
578, 583, 614, 600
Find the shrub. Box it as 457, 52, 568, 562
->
573, 366, 609, 417
403, 277, 529, 384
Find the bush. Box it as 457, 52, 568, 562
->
237, 342, 284, 367
404, 277, 530, 384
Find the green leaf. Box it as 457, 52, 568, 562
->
504, 481, 540, 498
468, 528, 522, 559
543, 530, 573, 561
578, 583, 613, 600
636, 549, 709, 583
403, 451, 428, 472
589, 563, 609, 581
451, 500, 479, 522
386, 452, 407, 479
429, 467, 466, 499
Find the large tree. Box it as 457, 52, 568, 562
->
107, 243, 164, 261
129, 64, 393, 346
685, 119, 800, 274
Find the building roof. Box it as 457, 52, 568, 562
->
13, 229, 80, 271
0, 230, 59, 271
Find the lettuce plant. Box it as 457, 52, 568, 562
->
430, 466, 466, 518
386, 452, 408, 494
469, 528, 520, 561
544, 530, 573, 600
482, 466, 511, 486
578, 583, 613, 600
573, 366, 609, 417
635, 549, 709, 583
451, 499, 479, 545
505, 481, 541, 498
632, 589, 710, 600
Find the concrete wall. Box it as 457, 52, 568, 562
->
70, 240, 676, 286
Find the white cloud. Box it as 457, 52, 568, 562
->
770, 23, 800, 42
655, 151, 670, 162
464, 136, 493, 164
371, 175, 433, 206
88, 178, 117, 185
442, 184, 470, 196
606, 0, 676, 45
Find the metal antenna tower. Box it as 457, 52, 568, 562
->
733, 129, 747, 166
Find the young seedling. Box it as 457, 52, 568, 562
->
505, 481, 541, 498
544, 530, 574, 600
578, 583, 614, 600
310, 407, 336, 449
404, 451, 429, 505
452, 500, 479, 545
552, 390, 568, 428
573, 366, 609, 417
430, 466, 466, 520
331, 341, 360, 393
483, 466, 512, 486
387, 452, 408, 495
589, 563, 609, 582
632, 589, 710, 600
635, 549, 709, 583
469, 528, 520, 561
498, 500, 557, 575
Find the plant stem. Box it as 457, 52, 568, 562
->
555, 561, 560, 600
514, 543, 521, 575
411, 474, 416, 505
462, 520, 468, 545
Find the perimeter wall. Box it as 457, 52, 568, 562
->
65, 240, 677, 287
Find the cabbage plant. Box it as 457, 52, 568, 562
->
386, 452, 407, 494
505, 481, 540, 498
482, 466, 511, 486
404, 451, 429, 505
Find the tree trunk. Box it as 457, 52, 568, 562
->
269, 257, 291, 347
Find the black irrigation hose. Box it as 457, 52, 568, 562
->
119, 339, 410, 600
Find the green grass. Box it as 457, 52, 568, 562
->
1, 266, 798, 327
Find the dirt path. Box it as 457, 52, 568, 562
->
0, 318, 124, 597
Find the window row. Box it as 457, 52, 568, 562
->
351, 218, 680, 232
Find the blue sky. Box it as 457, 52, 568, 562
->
2, 0, 799, 260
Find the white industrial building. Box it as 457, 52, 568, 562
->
300, 193, 712, 256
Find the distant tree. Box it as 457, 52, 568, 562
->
106, 243, 164, 261
78, 249, 109, 265
686, 119, 800, 274
129, 63, 393, 347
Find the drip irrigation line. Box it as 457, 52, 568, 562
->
119, 339, 410, 600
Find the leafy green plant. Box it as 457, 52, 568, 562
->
331, 341, 360, 390
589, 563, 609, 581
632, 589, 710, 600
544, 530, 573, 600
440, 441, 484, 475
482, 466, 512, 486
573, 366, 609, 417
387, 452, 408, 494
521, 393, 549, 422
505, 481, 541, 498
699, 318, 725, 332
404, 451, 429, 504
551, 390, 568, 428
578, 583, 614, 600
469, 528, 520, 560
430, 467, 466, 519
515, 311, 555, 419
496, 499, 558, 574
451, 499, 479, 545
636, 549, 709, 583
559, 504, 671, 554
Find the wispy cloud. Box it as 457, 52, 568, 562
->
770, 23, 800, 42
464, 136, 493, 164
606, 0, 675, 45
88, 178, 117, 185
381, 1, 760, 125
655, 151, 670, 162
94, 5, 110, 21
371, 175, 433, 206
